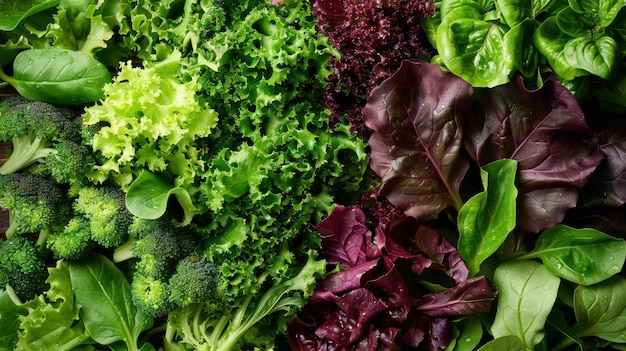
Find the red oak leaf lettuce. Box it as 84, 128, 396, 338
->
465, 76, 604, 232
288, 205, 495, 350
363, 60, 474, 222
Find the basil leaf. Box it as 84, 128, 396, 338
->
523, 225, 625, 285
574, 276, 626, 343
534, 17, 587, 80
458, 159, 518, 276
491, 260, 560, 349
564, 35, 619, 79
555, 7, 592, 37
0, 48, 111, 105
0, 0, 59, 31
68, 254, 154, 350
126, 170, 198, 226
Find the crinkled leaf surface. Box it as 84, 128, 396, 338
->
465, 76, 603, 232
364, 60, 473, 222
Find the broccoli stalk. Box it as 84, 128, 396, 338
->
0, 100, 81, 175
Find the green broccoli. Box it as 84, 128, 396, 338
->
73, 186, 134, 248
130, 272, 178, 318
0, 173, 71, 239
36, 139, 95, 191
46, 215, 96, 260
113, 216, 199, 280
0, 236, 49, 302
0, 100, 82, 175
168, 255, 222, 308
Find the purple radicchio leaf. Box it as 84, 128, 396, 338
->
363, 59, 473, 222
465, 75, 604, 233
578, 127, 626, 208
413, 276, 496, 317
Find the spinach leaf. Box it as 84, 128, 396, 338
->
476, 335, 524, 351
68, 254, 154, 351
0, 48, 111, 105
521, 225, 625, 285
458, 159, 518, 276
491, 260, 560, 349
0, 0, 59, 31
574, 276, 626, 343
126, 170, 198, 226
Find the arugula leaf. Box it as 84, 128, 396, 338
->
457, 159, 518, 276
363, 60, 473, 221
491, 260, 560, 349
68, 254, 154, 351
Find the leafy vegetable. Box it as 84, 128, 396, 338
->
0, 0, 59, 31
68, 253, 154, 351
0, 48, 111, 105
574, 276, 626, 343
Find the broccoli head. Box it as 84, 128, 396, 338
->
0, 173, 71, 238
114, 216, 199, 280
73, 186, 134, 248
168, 255, 222, 308
0, 236, 49, 302
0, 100, 82, 175
130, 272, 178, 318
40, 139, 95, 190
46, 215, 96, 260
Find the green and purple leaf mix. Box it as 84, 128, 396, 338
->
1, 0, 626, 350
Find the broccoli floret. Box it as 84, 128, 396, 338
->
113, 216, 199, 280
46, 215, 96, 260
0, 173, 71, 239
0, 100, 82, 175
40, 139, 95, 190
73, 186, 134, 248
0, 236, 48, 302
130, 272, 178, 318
168, 255, 221, 308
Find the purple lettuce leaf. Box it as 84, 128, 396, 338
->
414, 276, 496, 317
314, 205, 370, 269
464, 76, 604, 233
363, 60, 474, 222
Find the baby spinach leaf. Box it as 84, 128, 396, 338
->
574, 276, 626, 343
491, 260, 560, 349
521, 225, 625, 285
68, 254, 154, 351
363, 60, 473, 221
0, 48, 111, 105
126, 170, 198, 226
476, 335, 524, 351
458, 159, 518, 276
0, 0, 59, 31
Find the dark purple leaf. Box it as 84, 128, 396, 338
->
314, 205, 370, 268
414, 276, 496, 317
465, 76, 604, 232
363, 60, 474, 222
413, 225, 469, 284
315, 260, 379, 295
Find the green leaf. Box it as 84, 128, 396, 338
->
491, 260, 560, 349
0, 0, 60, 31
555, 7, 593, 37
0, 48, 111, 104
125, 170, 198, 226
574, 276, 626, 343
437, 18, 516, 87
453, 316, 485, 351
522, 225, 625, 285
504, 19, 539, 77
533, 17, 588, 80
476, 335, 525, 351
458, 159, 518, 276
496, 0, 532, 27
68, 254, 154, 351
564, 35, 619, 79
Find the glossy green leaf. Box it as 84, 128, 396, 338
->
568, 0, 625, 26
0, 48, 111, 105
491, 260, 560, 349
476, 336, 524, 351
574, 276, 626, 343
125, 170, 198, 226
522, 225, 625, 285
496, 0, 532, 27
69, 254, 153, 350
504, 19, 539, 77
0, 0, 60, 31
534, 17, 588, 80
564, 36, 619, 79
555, 7, 592, 37
458, 159, 518, 276
437, 18, 515, 87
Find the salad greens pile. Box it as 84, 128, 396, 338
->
1, 0, 626, 350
